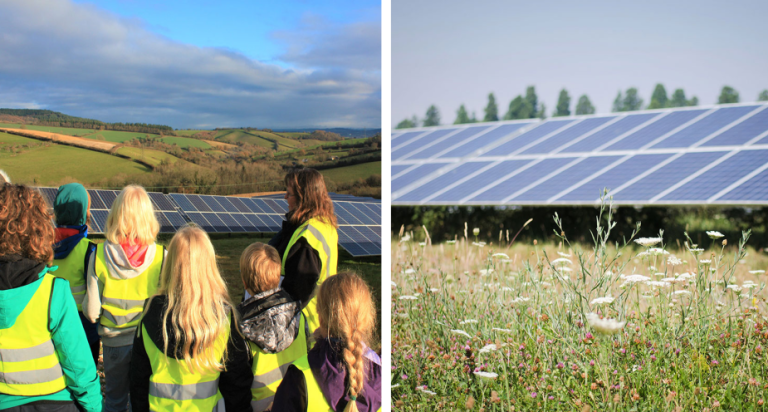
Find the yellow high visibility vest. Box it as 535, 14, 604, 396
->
94, 244, 163, 330
249, 313, 308, 412
281, 218, 338, 334
0, 274, 66, 396
141, 317, 229, 411
292, 355, 333, 412
51, 237, 91, 312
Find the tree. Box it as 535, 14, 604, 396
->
688, 96, 699, 106
396, 116, 417, 129
718, 86, 739, 104
539, 103, 547, 119
454, 104, 471, 124
503, 95, 526, 120
622, 88, 643, 111
612, 91, 624, 112
525, 86, 539, 118
669, 89, 688, 107
647, 83, 668, 109
575, 95, 595, 115
423, 105, 440, 127
758, 90, 768, 101
483, 93, 499, 122
554, 89, 571, 117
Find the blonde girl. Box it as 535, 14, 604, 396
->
271, 272, 381, 412
82, 184, 165, 412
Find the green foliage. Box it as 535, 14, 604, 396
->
718, 86, 739, 104
613, 88, 643, 112
758, 89, 768, 101
396, 117, 417, 129
575, 95, 595, 115
454, 104, 472, 124
669, 89, 688, 107
423, 105, 441, 127
483, 93, 499, 122
555, 89, 571, 117
539, 102, 546, 119
647, 83, 668, 109
525, 86, 539, 118
0, 109, 173, 134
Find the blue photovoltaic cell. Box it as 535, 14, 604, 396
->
391, 131, 427, 148
261, 199, 281, 214
348, 202, 379, 223
201, 196, 226, 212
99, 191, 119, 209
202, 213, 227, 232
217, 213, 244, 232
214, 197, 240, 213
148, 192, 176, 211
432, 160, 531, 202
357, 226, 381, 246
39, 188, 58, 207
155, 212, 174, 233
403, 126, 490, 160
338, 229, 367, 256
522, 117, 615, 154
558, 154, 673, 202
480, 120, 573, 157
562, 113, 658, 153
227, 197, 253, 213
703, 107, 768, 146
365, 203, 381, 217
186, 195, 212, 212
718, 168, 768, 201
272, 199, 289, 213
652, 106, 758, 149
512, 156, 621, 201
391, 132, 403, 141
245, 214, 270, 232
438, 123, 532, 159
170, 194, 196, 212
397, 162, 491, 202
335, 203, 363, 225
605, 110, 707, 151
392, 128, 457, 160
470, 158, 575, 202
91, 210, 110, 233
348, 226, 379, 254
660, 150, 768, 201
163, 211, 187, 229
245, 198, 268, 214
343, 203, 376, 225
392, 165, 411, 177
186, 212, 214, 232
392, 163, 449, 193
263, 215, 282, 231
232, 214, 257, 231
614, 152, 727, 201
87, 190, 107, 210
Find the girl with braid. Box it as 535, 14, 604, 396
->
271, 272, 382, 412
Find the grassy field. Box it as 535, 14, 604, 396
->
84, 130, 158, 143
392, 205, 768, 411
116, 146, 185, 167
0, 132, 151, 185
0, 123, 97, 136
159, 136, 211, 149
320, 161, 382, 184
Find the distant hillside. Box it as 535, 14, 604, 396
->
273, 128, 381, 139
0, 109, 173, 135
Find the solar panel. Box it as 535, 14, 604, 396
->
232, 213, 257, 232
227, 197, 254, 214
186, 212, 214, 232
394, 103, 768, 206
38, 187, 58, 207
438, 122, 534, 159
169, 193, 196, 212
216, 212, 245, 232
87, 190, 107, 210
163, 211, 188, 230
213, 197, 241, 213
99, 191, 119, 209
248, 199, 270, 214
392, 128, 455, 157
155, 212, 175, 233
91, 210, 110, 233
186, 195, 212, 212
401, 125, 491, 160
148, 192, 176, 211
201, 196, 226, 212
245, 214, 271, 232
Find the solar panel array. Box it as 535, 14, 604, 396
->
38, 189, 381, 257
392, 103, 768, 206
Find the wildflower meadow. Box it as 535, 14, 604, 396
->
391, 201, 768, 411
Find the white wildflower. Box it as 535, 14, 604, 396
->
677, 272, 695, 280
472, 242, 486, 247
554, 267, 573, 272
648, 248, 670, 255
399, 295, 418, 300
689, 248, 704, 255
585, 313, 625, 335
400, 234, 411, 242
473, 371, 498, 380
492, 253, 510, 259
510, 297, 530, 304
551, 258, 572, 265
699, 259, 711, 264
416, 386, 436, 396
654, 272, 666, 277
460, 319, 478, 325
590, 296, 615, 305
404, 268, 416, 274
726, 284, 742, 292
557, 251, 572, 257
478, 344, 497, 354
706, 231, 724, 239
479, 269, 494, 276
419, 242, 426, 247
667, 255, 683, 266
647, 281, 670, 287
623, 274, 651, 283
391, 281, 397, 288
748, 270, 765, 274
742, 281, 758, 289
446, 240, 457, 245
451, 329, 472, 338
391, 384, 400, 389
672, 290, 692, 296
635, 237, 662, 247
501, 287, 512, 292
473, 228, 480, 236
492, 328, 513, 333
397, 313, 409, 318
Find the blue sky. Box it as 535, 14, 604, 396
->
0, 0, 381, 129
392, 0, 768, 126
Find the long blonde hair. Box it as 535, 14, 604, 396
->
105, 185, 159, 245
285, 168, 338, 228
316, 272, 376, 412
157, 225, 233, 373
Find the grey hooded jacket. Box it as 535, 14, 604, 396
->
237, 287, 303, 353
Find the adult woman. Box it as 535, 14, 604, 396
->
0, 184, 101, 411
270, 168, 338, 333
129, 225, 252, 411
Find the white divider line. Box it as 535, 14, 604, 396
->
592, 112, 668, 152
708, 161, 768, 203
418, 160, 503, 204
691, 105, 768, 148
744, 128, 768, 146
640, 108, 716, 150
546, 155, 634, 203
457, 158, 545, 204
549, 115, 624, 154
500, 157, 587, 203
649, 150, 739, 203
397, 126, 466, 161
392, 129, 431, 152
605, 152, 685, 198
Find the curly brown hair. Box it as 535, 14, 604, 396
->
0, 185, 56, 263
285, 168, 338, 228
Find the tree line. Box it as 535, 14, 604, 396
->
397, 85, 768, 129
0, 109, 174, 135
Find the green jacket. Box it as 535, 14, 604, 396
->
0, 266, 102, 411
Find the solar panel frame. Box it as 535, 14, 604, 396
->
213, 196, 241, 213
169, 193, 197, 212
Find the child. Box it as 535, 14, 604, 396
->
82, 184, 165, 412
0, 184, 102, 411
237, 243, 308, 412
272, 272, 381, 412
51, 183, 100, 365
129, 225, 252, 411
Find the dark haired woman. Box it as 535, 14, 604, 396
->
269, 168, 338, 334
0, 184, 101, 411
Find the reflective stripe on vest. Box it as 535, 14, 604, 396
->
249, 313, 309, 412
142, 315, 229, 411
94, 244, 163, 330
0, 274, 66, 396
51, 237, 91, 311
292, 355, 333, 412
281, 218, 338, 334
